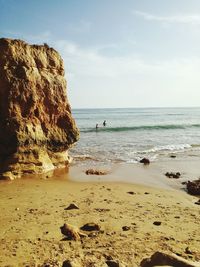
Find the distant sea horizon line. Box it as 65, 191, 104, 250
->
72, 106, 200, 110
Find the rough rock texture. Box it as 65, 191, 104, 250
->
140, 251, 200, 267
0, 38, 79, 179
187, 179, 200, 195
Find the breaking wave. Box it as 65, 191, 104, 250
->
81, 124, 200, 133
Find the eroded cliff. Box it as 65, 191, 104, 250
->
0, 38, 79, 179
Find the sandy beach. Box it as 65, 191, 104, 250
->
0, 162, 199, 267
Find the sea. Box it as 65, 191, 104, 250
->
69, 107, 200, 166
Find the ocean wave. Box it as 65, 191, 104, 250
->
73, 154, 100, 162
80, 124, 200, 133
141, 144, 191, 153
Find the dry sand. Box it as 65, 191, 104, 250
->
0, 164, 199, 267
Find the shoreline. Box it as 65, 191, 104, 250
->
69, 156, 200, 192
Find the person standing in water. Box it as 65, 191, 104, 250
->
103, 120, 106, 126
96, 123, 99, 130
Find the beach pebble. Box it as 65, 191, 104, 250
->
153, 221, 162, 226
127, 191, 135, 195
139, 158, 150, 165
85, 169, 107, 175
165, 172, 181, 179
122, 226, 131, 231
64, 203, 79, 210
80, 223, 101, 231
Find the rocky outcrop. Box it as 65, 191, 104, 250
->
0, 38, 79, 179
187, 179, 200, 195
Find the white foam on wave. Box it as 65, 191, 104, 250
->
142, 144, 191, 153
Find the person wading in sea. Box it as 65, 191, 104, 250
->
103, 120, 106, 126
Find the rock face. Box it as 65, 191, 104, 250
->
0, 38, 79, 179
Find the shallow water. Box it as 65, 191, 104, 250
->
70, 107, 200, 165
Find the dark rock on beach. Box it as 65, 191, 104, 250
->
85, 169, 108, 175
80, 223, 101, 232
165, 172, 181, 179
122, 226, 131, 231
64, 203, 79, 210
139, 158, 150, 165
153, 221, 161, 226
127, 191, 135, 195
187, 179, 200, 195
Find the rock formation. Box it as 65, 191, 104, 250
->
0, 38, 79, 179
187, 179, 200, 195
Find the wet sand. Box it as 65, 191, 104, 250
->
69, 157, 200, 190
0, 163, 199, 266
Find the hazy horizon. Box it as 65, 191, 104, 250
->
1, 0, 200, 108
71, 106, 200, 110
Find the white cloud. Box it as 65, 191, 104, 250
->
3, 30, 200, 107
54, 39, 200, 78
134, 10, 200, 25
53, 39, 200, 107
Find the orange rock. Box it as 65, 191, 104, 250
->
0, 38, 79, 179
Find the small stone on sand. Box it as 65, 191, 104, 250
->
122, 226, 131, 231
153, 221, 162, 226
85, 169, 107, 175
64, 203, 79, 210
80, 223, 101, 231
139, 158, 150, 165
127, 191, 135, 195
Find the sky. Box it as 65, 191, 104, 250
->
0, 0, 200, 108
